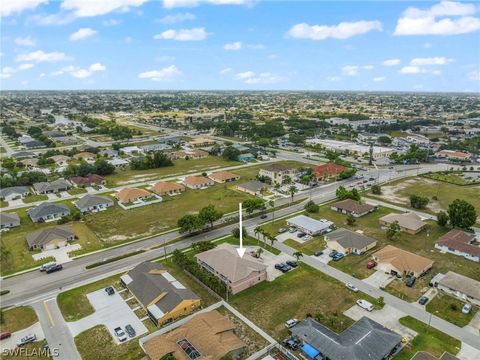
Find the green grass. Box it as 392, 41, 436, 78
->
224, 235, 281, 255
75, 325, 143, 360
0, 200, 7, 207
22, 194, 48, 203
283, 238, 325, 256
0, 306, 38, 333
57, 274, 122, 322
329, 248, 377, 280
389, 131, 409, 138
426, 293, 478, 327
423, 172, 467, 185
396, 316, 460, 360
384, 277, 430, 302
67, 187, 88, 195
1, 341, 51, 360
0, 146, 5, 153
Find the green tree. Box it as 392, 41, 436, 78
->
371, 184, 382, 195
436, 211, 449, 227
336, 186, 361, 201
304, 200, 319, 213
346, 214, 356, 226
256, 247, 264, 259
222, 146, 241, 161
243, 197, 265, 214
293, 251, 303, 261
254, 226, 263, 245
338, 168, 356, 180
232, 226, 247, 239
386, 220, 401, 240
410, 194, 429, 209
198, 204, 223, 228
177, 214, 202, 233
288, 185, 298, 204
448, 199, 477, 229
378, 136, 392, 144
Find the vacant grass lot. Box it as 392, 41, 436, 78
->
396, 316, 460, 360
283, 238, 325, 256
426, 293, 478, 327
68, 187, 87, 195
1, 341, 51, 360
22, 194, 48, 204
0, 306, 38, 333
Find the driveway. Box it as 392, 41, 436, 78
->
47, 193, 59, 200
32, 244, 82, 264
0, 322, 45, 351
363, 270, 395, 289
67, 288, 148, 344
310, 249, 332, 264
85, 187, 95, 194
457, 342, 480, 360
59, 191, 70, 199
243, 245, 295, 281
7, 199, 24, 207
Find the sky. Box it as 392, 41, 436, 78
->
1, 0, 479, 92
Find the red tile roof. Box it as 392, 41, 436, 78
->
314, 163, 347, 177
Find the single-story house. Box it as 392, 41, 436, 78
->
196, 244, 267, 295
435, 228, 480, 262
170, 149, 209, 160
0, 212, 20, 230
69, 174, 105, 187
28, 202, 71, 223
436, 271, 480, 306
0, 186, 30, 201
73, 151, 96, 162
183, 176, 214, 189
291, 316, 401, 360
108, 158, 129, 168
122, 146, 143, 155
314, 163, 347, 182
143, 310, 245, 360
208, 171, 240, 183
51, 155, 71, 166
372, 245, 434, 277
55, 136, 78, 146
325, 228, 377, 255
20, 158, 39, 169
237, 153, 255, 162
12, 151, 36, 159
26, 225, 77, 251
33, 179, 71, 194
98, 149, 119, 158
259, 164, 296, 184
152, 182, 185, 196
140, 143, 170, 153
74, 194, 114, 214
121, 262, 201, 326
286, 215, 334, 235
157, 135, 183, 145
116, 187, 151, 203
379, 212, 427, 234
188, 137, 216, 147
330, 199, 377, 218
235, 180, 268, 196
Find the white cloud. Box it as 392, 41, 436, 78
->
89, 63, 106, 72
234, 71, 255, 80
1, 0, 47, 17
153, 28, 209, 41
410, 56, 453, 65
363, 65, 374, 70
286, 20, 382, 40
400, 66, 424, 74
468, 70, 480, 81
15, 37, 35, 47
163, 0, 252, 9
394, 1, 480, 35
373, 76, 386, 82
61, 0, 148, 17
18, 63, 35, 70
51, 63, 106, 78
342, 65, 359, 76
16, 50, 69, 63
70, 28, 97, 41
382, 58, 401, 66
138, 65, 182, 81
72, 69, 91, 78
224, 41, 242, 50
234, 71, 284, 84
0, 63, 35, 79
220, 67, 232, 75
27, 13, 76, 26
102, 19, 122, 26
157, 12, 196, 24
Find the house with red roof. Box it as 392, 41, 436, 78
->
435, 229, 480, 262
314, 162, 347, 181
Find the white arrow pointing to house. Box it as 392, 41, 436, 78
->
236, 202, 246, 258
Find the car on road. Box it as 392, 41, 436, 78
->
332, 253, 344, 261
0, 332, 11, 340
17, 334, 36, 346
369, 177, 375, 181
345, 282, 359, 292
356, 299, 374, 312
462, 303, 472, 314
284, 319, 298, 328
125, 324, 136, 338
114, 327, 127, 342
367, 260, 376, 269
39, 262, 56, 272
45, 264, 63, 274
418, 296, 429, 305
314, 250, 324, 257
278, 228, 287, 234
260, 214, 268, 219
286, 260, 298, 268
105, 286, 115, 295
355, 174, 364, 180
406, 276, 416, 287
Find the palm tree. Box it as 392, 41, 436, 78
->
262, 231, 270, 247
268, 199, 275, 222
268, 235, 277, 250
293, 251, 303, 262
256, 247, 264, 259
288, 185, 298, 204
254, 226, 263, 245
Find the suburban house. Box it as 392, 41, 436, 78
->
0, 186, 30, 201
435, 228, 480, 262
237, 153, 255, 162
28, 202, 71, 223
435, 150, 471, 161
195, 244, 267, 295
208, 171, 241, 183
115, 187, 152, 203
314, 163, 347, 182
73, 151, 96, 162
152, 182, 185, 196
434, 271, 480, 306
26, 225, 77, 250
330, 199, 377, 218
98, 149, 119, 158
122, 146, 142, 155
33, 179, 71, 194
142, 310, 245, 360
379, 212, 427, 234
69, 174, 105, 187
170, 149, 209, 160
108, 158, 129, 168
51, 155, 71, 166
0, 212, 21, 231
188, 137, 216, 147
372, 245, 434, 277
74, 194, 114, 214
236, 180, 268, 196
121, 262, 201, 326
291, 316, 401, 360
20, 158, 39, 169
287, 215, 334, 236
325, 228, 377, 255
259, 164, 296, 184
183, 176, 215, 189
141, 143, 170, 153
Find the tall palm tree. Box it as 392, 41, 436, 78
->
268, 199, 275, 222
254, 226, 263, 245
289, 185, 298, 204
268, 235, 277, 249
256, 247, 264, 259
262, 231, 270, 247
293, 251, 303, 262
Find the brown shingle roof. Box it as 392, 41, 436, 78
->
183, 176, 214, 186
115, 187, 151, 202
209, 171, 240, 182
379, 212, 426, 232
153, 182, 185, 194
373, 245, 434, 274
436, 229, 480, 257
332, 199, 376, 215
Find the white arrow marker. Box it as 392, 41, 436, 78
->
236, 202, 246, 258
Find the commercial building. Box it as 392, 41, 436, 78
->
435, 150, 471, 161
325, 228, 377, 255
435, 229, 479, 262
259, 164, 296, 184
330, 199, 377, 218
379, 212, 427, 234
314, 163, 346, 182
286, 215, 334, 235
306, 139, 394, 159
372, 245, 434, 277
187, 137, 216, 147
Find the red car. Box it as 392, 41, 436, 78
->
367, 260, 376, 269
0, 332, 11, 340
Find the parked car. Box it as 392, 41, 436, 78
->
284, 319, 298, 328
0, 332, 11, 340
328, 250, 338, 258
286, 260, 298, 268
462, 303, 472, 314
282, 335, 301, 350
114, 327, 127, 342
332, 253, 344, 261
39, 262, 56, 272
45, 264, 63, 274
345, 282, 359, 292
369, 177, 375, 181
355, 174, 364, 180
17, 334, 36, 346
356, 299, 374, 312
367, 260, 376, 269
278, 228, 287, 234
406, 276, 416, 287
314, 251, 324, 257
297, 232, 306, 238
125, 324, 136, 338
105, 286, 115, 296
418, 296, 429, 305
288, 227, 296, 233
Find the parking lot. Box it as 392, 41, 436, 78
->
244, 246, 296, 281
67, 288, 148, 344
276, 229, 314, 243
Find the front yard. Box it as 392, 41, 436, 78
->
426, 293, 478, 327
0, 306, 38, 333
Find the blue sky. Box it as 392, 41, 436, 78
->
1, 0, 479, 91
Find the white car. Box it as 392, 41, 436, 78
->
345, 283, 359, 292
285, 319, 298, 328
356, 299, 374, 312
114, 327, 127, 342
462, 304, 472, 314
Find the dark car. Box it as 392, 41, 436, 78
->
45, 264, 63, 274
286, 260, 298, 268
369, 177, 375, 181
418, 296, 429, 305
406, 276, 416, 287
260, 214, 268, 219
0, 332, 11, 340
332, 253, 344, 261
274, 263, 283, 270
328, 250, 338, 258
105, 286, 115, 296
297, 232, 306, 238
314, 251, 324, 257
125, 324, 136, 338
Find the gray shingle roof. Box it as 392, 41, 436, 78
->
326, 228, 377, 249
26, 225, 76, 248
0, 186, 29, 198
33, 179, 71, 193
28, 202, 70, 221
75, 194, 114, 209
236, 180, 267, 193
0, 212, 20, 227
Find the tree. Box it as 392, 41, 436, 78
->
368, 143, 374, 165
346, 214, 356, 226
256, 247, 264, 259
254, 226, 263, 244
94, 158, 115, 175
378, 136, 392, 145
222, 146, 241, 161
267, 234, 277, 248
448, 199, 477, 229
304, 200, 319, 213
177, 214, 202, 233
288, 185, 298, 204
336, 186, 361, 201
198, 205, 223, 228
386, 220, 401, 240
232, 226, 247, 239
338, 168, 356, 180
371, 184, 382, 195
293, 251, 303, 261
410, 194, 429, 209
243, 198, 265, 214
436, 211, 449, 227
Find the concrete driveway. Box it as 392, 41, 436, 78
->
47, 193, 59, 200
7, 199, 24, 207
59, 191, 70, 198
363, 270, 395, 289
32, 244, 82, 264
310, 247, 332, 264
67, 288, 148, 344
0, 322, 45, 351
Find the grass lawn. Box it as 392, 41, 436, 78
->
395, 316, 460, 360
423, 172, 467, 185
384, 277, 430, 302
75, 325, 143, 360
57, 274, 122, 322
389, 131, 409, 138
426, 293, 478, 327
283, 238, 325, 256
229, 263, 381, 340
329, 249, 377, 280
1, 341, 51, 360
224, 235, 281, 255
22, 194, 48, 203
68, 187, 87, 195
0, 200, 7, 207
0, 306, 38, 333
0, 146, 5, 153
